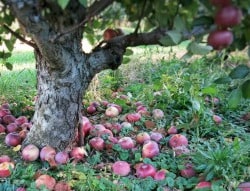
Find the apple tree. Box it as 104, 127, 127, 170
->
0, 0, 249, 150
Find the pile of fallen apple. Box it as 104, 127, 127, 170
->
1, 95, 249, 191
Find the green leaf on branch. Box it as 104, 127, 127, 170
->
122, 57, 131, 64
241, 79, 250, 99
228, 89, 242, 108
5, 62, 13, 70
57, 0, 70, 9
192, 16, 214, 27
188, 41, 212, 55
167, 30, 182, 45
214, 77, 232, 84
78, 0, 87, 7
125, 49, 133, 56
173, 15, 186, 32
229, 64, 250, 79
202, 86, 218, 96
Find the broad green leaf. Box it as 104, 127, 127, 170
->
159, 36, 175, 46
192, 16, 214, 27
241, 79, 250, 98
213, 77, 232, 84
202, 86, 218, 96
5, 62, 13, 70
78, 0, 87, 7
125, 49, 133, 56
57, 0, 70, 9
188, 41, 212, 55
122, 57, 131, 64
191, 99, 200, 112
4, 38, 15, 52
173, 15, 186, 32
167, 30, 182, 45
229, 64, 250, 79
228, 89, 242, 108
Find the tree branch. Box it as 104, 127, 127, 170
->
1, 24, 37, 50
89, 26, 212, 74
52, 0, 115, 42
134, 0, 147, 34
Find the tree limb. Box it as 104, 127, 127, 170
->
1, 24, 38, 50
89, 26, 212, 74
52, 0, 115, 42
134, 0, 147, 34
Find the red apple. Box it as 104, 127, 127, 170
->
0, 103, 10, 110
135, 163, 157, 178
150, 132, 163, 142
154, 169, 167, 180
167, 126, 178, 134
86, 105, 96, 114
121, 122, 132, 129
0, 109, 11, 117
136, 132, 151, 144
152, 109, 164, 120
0, 124, 6, 133
207, 30, 233, 50
22, 144, 40, 162
105, 106, 119, 117
2, 114, 16, 125
215, 5, 242, 28
81, 116, 93, 135
118, 137, 135, 149
54, 181, 71, 191
70, 147, 86, 161
180, 163, 196, 178
89, 137, 105, 151
5, 132, 22, 147
112, 161, 131, 176
238, 182, 250, 191
126, 113, 141, 123
6, 123, 18, 133
169, 134, 188, 148
103, 28, 118, 41
213, 115, 222, 124
195, 181, 212, 189
0, 155, 11, 163
55, 151, 69, 165
0, 162, 15, 178
35, 174, 56, 191
142, 141, 160, 158
15, 116, 28, 126
40, 146, 56, 161
89, 124, 106, 137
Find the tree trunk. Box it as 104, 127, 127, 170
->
23, 45, 91, 151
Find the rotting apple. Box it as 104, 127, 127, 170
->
5, 132, 22, 147
154, 169, 167, 181
169, 134, 188, 148
142, 140, 160, 158
0, 155, 11, 163
135, 163, 157, 179
89, 137, 105, 151
136, 132, 151, 144
118, 137, 135, 149
55, 151, 69, 165
238, 182, 250, 191
180, 163, 196, 178
69, 147, 86, 161
152, 109, 164, 120
0, 161, 15, 178
195, 181, 212, 189
35, 174, 56, 191
22, 144, 40, 162
112, 161, 131, 176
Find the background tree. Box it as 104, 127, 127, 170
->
0, 0, 249, 150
